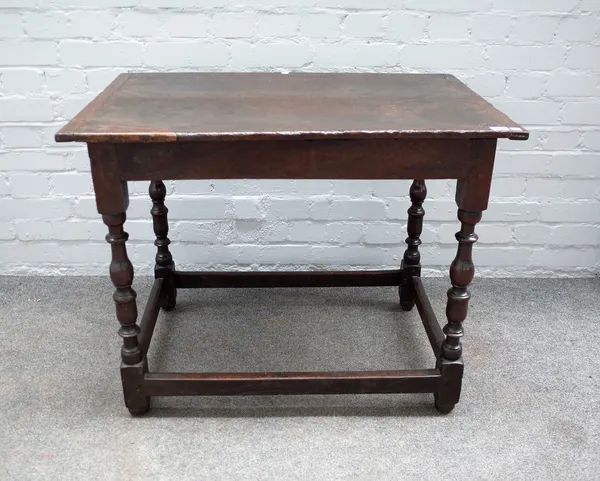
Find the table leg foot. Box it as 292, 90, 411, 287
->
399, 264, 415, 311
399, 288, 415, 311
161, 300, 176, 312
121, 359, 149, 416
434, 394, 455, 414
435, 358, 463, 414
128, 407, 149, 416
160, 279, 177, 311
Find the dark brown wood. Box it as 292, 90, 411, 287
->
149, 180, 176, 310
442, 208, 481, 362
56, 72, 528, 415
117, 139, 478, 181
138, 278, 163, 355
121, 360, 149, 416
436, 209, 483, 414
174, 270, 402, 289
143, 370, 441, 396
55, 73, 528, 143
88, 144, 128, 215
103, 212, 149, 415
456, 139, 498, 211
62, 73, 131, 141
435, 359, 464, 415
400, 179, 427, 310
432, 140, 495, 414
103, 213, 141, 366
411, 277, 444, 358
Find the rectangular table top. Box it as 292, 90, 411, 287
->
55, 72, 528, 143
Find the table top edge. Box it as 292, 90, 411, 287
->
54, 72, 530, 143
54, 129, 530, 143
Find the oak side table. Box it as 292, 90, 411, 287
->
56, 72, 528, 415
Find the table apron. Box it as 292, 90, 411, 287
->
114, 138, 494, 181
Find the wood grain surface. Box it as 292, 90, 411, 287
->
55, 72, 529, 143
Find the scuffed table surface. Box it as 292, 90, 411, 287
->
55, 72, 528, 143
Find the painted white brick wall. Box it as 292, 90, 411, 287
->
0, 1, 599, 277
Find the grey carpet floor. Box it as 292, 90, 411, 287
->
0, 276, 599, 480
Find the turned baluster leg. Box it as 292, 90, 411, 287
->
435, 208, 481, 414
103, 213, 149, 415
443, 209, 480, 361
400, 179, 427, 311
89, 144, 149, 415
433, 140, 495, 414
149, 180, 176, 310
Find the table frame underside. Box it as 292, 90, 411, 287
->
90, 137, 498, 415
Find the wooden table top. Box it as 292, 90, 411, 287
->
55, 72, 528, 143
